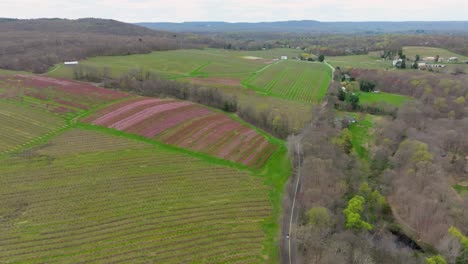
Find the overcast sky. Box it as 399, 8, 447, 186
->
1, 0, 467, 22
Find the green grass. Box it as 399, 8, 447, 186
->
236, 48, 304, 59
48, 49, 271, 80
327, 54, 393, 69
454, 184, 468, 194
337, 112, 382, 161
348, 114, 374, 160
0, 124, 291, 263
0, 68, 31, 75
403, 46, 468, 61
244, 60, 332, 103
358, 92, 412, 107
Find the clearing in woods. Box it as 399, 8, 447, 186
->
0, 128, 287, 263
358, 92, 412, 107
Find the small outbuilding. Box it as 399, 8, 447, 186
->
280, 56, 288, 60
449, 57, 459, 62
64, 61, 79, 65
418, 62, 427, 70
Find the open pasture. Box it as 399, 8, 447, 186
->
402, 46, 468, 61
0, 128, 272, 263
83, 97, 277, 168
358, 91, 412, 107
48, 49, 271, 80
0, 100, 64, 153
327, 54, 393, 69
245, 60, 331, 103
0, 75, 129, 117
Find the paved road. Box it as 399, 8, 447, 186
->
280, 133, 304, 264
280, 164, 302, 264
280, 62, 334, 264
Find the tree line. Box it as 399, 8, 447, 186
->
73, 65, 292, 139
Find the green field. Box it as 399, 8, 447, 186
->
403, 46, 468, 61
0, 75, 292, 262
236, 48, 304, 59
336, 112, 382, 161
244, 60, 332, 103
0, 69, 31, 75
48, 49, 291, 80
45, 49, 331, 131
0, 100, 65, 154
327, 54, 393, 69
359, 92, 412, 107
0, 127, 289, 263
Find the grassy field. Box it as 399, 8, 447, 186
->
0, 100, 65, 153
244, 60, 332, 103
48, 49, 279, 80
403, 46, 468, 61
327, 54, 393, 69
359, 92, 412, 107
0, 69, 31, 75
0, 128, 285, 263
337, 112, 382, 161
236, 48, 303, 59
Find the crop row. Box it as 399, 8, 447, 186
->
0, 100, 64, 153
246, 61, 331, 104
0, 75, 129, 116
85, 97, 276, 167
0, 128, 271, 263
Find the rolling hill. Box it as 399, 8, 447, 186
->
137, 20, 468, 34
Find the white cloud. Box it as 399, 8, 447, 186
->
1, 0, 467, 22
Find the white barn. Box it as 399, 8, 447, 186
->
280, 56, 288, 60
64, 61, 79, 65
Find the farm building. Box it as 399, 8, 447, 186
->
449, 57, 459, 62
280, 56, 288, 60
64, 61, 79, 65
417, 62, 427, 70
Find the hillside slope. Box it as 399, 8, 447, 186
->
0, 18, 204, 73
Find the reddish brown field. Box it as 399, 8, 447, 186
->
0, 75, 129, 115
84, 97, 276, 168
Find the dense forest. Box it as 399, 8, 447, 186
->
289, 67, 467, 263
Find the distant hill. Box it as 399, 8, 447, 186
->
137, 20, 468, 34
0, 18, 169, 36
0, 18, 206, 73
